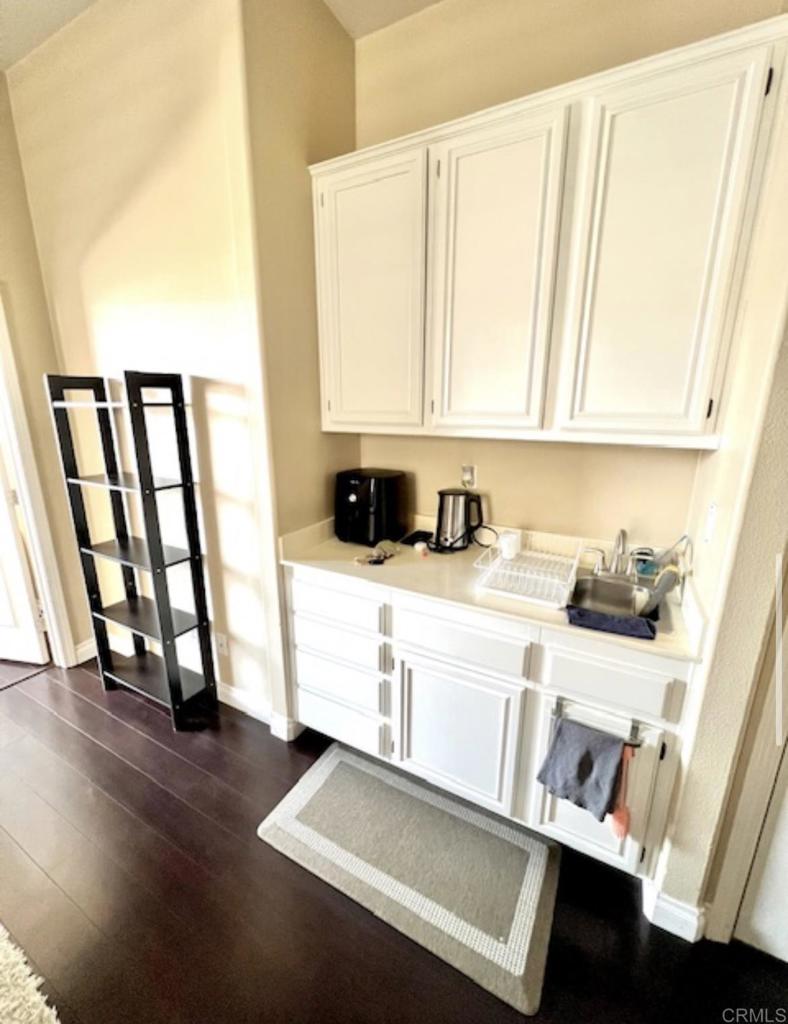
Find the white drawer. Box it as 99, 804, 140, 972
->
291, 578, 383, 634
295, 649, 383, 713
296, 689, 384, 756
292, 614, 386, 672
540, 644, 675, 720
393, 607, 530, 678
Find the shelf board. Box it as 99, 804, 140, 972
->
82, 536, 191, 570
66, 471, 183, 492
94, 596, 198, 640
52, 400, 124, 409
102, 651, 206, 705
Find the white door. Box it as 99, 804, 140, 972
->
393, 649, 525, 814
314, 148, 427, 430
557, 45, 772, 435
0, 449, 48, 663
735, 744, 788, 961
529, 696, 663, 874
428, 105, 568, 432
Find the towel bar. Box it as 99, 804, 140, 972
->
551, 697, 643, 747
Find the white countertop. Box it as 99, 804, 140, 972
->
280, 524, 702, 664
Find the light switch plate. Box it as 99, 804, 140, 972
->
461, 464, 477, 488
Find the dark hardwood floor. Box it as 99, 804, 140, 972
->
0, 658, 46, 690
0, 664, 784, 1024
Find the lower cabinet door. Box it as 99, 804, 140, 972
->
393, 650, 525, 815
529, 695, 663, 874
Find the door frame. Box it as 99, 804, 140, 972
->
705, 576, 787, 942
0, 292, 77, 667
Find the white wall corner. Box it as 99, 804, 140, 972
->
217, 682, 271, 725
641, 879, 707, 942
74, 637, 97, 665
269, 711, 305, 742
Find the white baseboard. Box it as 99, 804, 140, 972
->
270, 712, 305, 742
217, 682, 271, 724
642, 880, 706, 942
74, 638, 97, 665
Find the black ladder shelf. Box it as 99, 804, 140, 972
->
46, 372, 217, 730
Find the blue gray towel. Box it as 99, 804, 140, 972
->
537, 719, 624, 821
566, 605, 657, 640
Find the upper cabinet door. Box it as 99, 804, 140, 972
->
556, 45, 772, 435
429, 106, 569, 431
314, 149, 427, 429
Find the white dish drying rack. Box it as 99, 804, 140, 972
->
474, 533, 581, 609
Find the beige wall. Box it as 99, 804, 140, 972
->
7, 0, 277, 708
353, 0, 783, 541
0, 72, 88, 643
356, 0, 783, 145
242, 0, 359, 537
366, 435, 698, 544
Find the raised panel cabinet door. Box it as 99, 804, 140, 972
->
529, 696, 663, 874
394, 652, 524, 814
557, 45, 772, 435
314, 149, 427, 428
429, 106, 569, 431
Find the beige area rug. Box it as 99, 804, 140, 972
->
258, 744, 560, 1015
0, 926, 59, 1023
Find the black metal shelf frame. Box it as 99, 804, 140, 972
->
46, 372, 217, 729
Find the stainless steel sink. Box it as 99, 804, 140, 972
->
571, 574, 652, 617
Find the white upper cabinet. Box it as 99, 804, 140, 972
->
428, 106, 568, 432
556, 45, 772, 435
311, 26, 780, 446
314, 148, 427, 428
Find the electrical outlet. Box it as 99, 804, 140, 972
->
461, 464, 477, 488
215, 632, 229, 657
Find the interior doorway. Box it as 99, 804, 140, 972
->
0, 292, 76, 668
735, 737, 788, 961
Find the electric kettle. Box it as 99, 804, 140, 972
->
431, 488, 483, 551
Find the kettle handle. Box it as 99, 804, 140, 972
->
468, 493, 483, 531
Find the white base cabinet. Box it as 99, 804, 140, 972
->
528, 696, 664, 873
393, 649, 525, 815
283, 565, 689, 881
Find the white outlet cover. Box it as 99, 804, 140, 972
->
461, 464, 477, 488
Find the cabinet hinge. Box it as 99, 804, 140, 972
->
765, 66, 774, 96
706, 398, 714, 420
430, 398, 435, 413
659, 741, 667, 761
320, 193, 325, 207
640, 847, 647, 864
36, 599, 47, 631
327, 399, 332, 412
436, 159, 441, 178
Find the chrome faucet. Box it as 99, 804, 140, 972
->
609, 528, 628, 575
